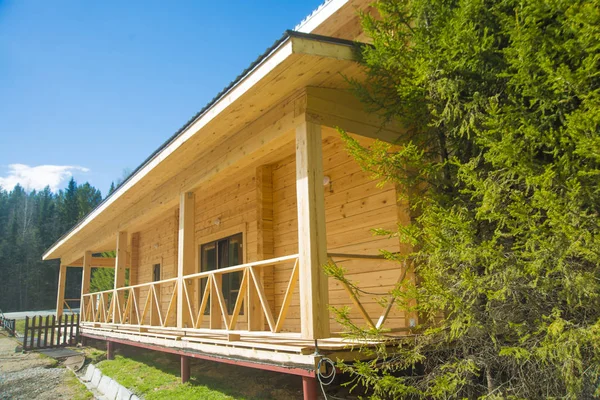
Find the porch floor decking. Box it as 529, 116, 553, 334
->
80, 323, 399, 370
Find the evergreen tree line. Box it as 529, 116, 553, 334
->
0, 178, 102, 312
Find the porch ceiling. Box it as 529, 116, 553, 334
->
43, 31, 364, 265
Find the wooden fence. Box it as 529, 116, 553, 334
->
0, 310, 16, 336
22, 314, 80, 351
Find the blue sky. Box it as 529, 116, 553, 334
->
0, 0, 323, 196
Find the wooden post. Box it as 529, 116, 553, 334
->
130, 233, 140, 324
80, 251, 92, 321
295, 121, 330, 339
49, 315, 56, 347
43, 316, 49, 348
23, 317, 29, 350
181, 355, 190, 383
56, 263, 67, 319
210, 276, 222, 329
177, 192, 195, 329
113, 231, 127, 323
69, 314, 75, 345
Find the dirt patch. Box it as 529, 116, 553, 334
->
0, 331, 91, 400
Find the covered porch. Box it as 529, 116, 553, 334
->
45, 31, 412, 396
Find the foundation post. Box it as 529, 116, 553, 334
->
302, 375, 319, 400
106, 341, 114, 360
181, 355, 190, 383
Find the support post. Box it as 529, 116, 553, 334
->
56, 263, 67, 319
130, 232, 140, 324
181, 355, 190, 383
302, 375, 318, 400
106, 341, 114, 360
177, 192, 195, 328
80, 251, 92, 321
295, 121, 330, 339
113, 231, 127, 323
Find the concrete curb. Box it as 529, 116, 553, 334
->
80, 364, 140, 400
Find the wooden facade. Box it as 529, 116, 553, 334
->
44, 0, 413, 397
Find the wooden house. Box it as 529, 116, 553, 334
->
43, 1, 414, 398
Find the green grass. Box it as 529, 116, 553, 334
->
64, 370, 94, 400
97, 354, 245, 400
14, 319, 25, 335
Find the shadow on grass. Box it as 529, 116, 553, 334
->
97, 344, 303, 400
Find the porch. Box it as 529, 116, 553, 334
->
76, 252, 405, 368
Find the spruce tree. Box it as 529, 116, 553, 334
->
60, 177, 79, 231
329, 0, 600, 398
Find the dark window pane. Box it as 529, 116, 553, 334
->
153, 264, 161, 282
199, 233, 244, 316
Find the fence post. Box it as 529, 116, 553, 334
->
57, 315, 63, 346
62, 314, 68, 345
23, 317, 29, 350
37, 316, 43, 344
43, 316, 49, 348
69, 314, 75, 345
29, 316, 36, 349
75, 314, 80, 345
50, 315, 56, 347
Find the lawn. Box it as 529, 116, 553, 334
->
95, 346, 303, 400
14, 319, 25, 335
97, 354, 244, 400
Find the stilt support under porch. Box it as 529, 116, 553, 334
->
181, 355, 190, 383
107, 341, 115, 360
302, 375, 318, 400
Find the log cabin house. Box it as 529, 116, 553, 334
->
42, 0, 414, 398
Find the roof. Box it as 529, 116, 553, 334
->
42, 29, 363, 262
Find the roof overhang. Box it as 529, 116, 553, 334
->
43, 31, 363, 264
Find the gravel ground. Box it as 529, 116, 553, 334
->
0, 331, 91, 400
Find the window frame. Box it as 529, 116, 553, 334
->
196, 223, 247, 316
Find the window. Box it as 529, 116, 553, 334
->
200, 233, 243, 314
153, 264, 161, 282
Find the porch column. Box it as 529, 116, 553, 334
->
177, 192, 196, 328
113, 231, 127, 322
80, 251, 92, 321
295, 120, 330, 339
56, 262, 67, 318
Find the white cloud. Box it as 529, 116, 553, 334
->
0, 164, 90, 192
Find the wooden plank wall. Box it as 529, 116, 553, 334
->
192, 168, 259, 329
272, 134, 407, 332
131, 134, 408, 333
136, 211, 179, 327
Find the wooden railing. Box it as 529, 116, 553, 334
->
81, 254, 299, 333
80, 252, 403, 334
0, 309, 16, 336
